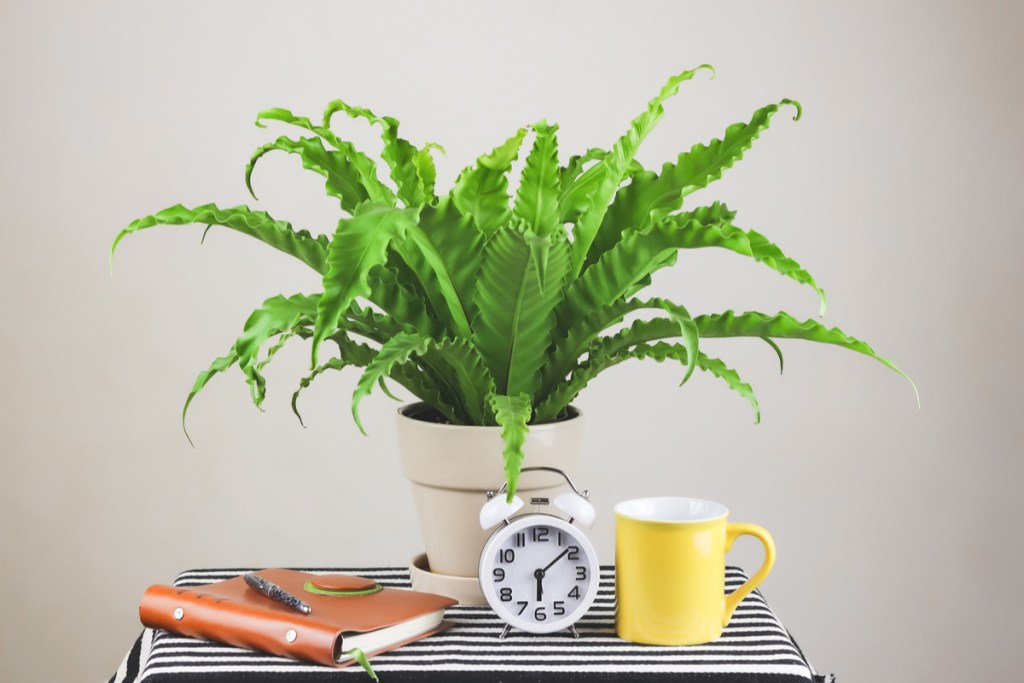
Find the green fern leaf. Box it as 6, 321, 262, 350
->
695, 311, 918, 403
181, 352, 239, 446
392, 222, 473, 338
255, 328, 299, 373
628, 343, 759, 422
183, 297, 318, 442
382, 198, 482, 333
292, 357, 350, 427
312, 203, 419, 366
383, 251, 435, 315
292, 330, 466, 426
473, 228, 570, 398
514, 121, 562, 236
255, 107, 394, 205
561, 207, 728, 331
183, 294, 319, 437
693, 351, 760, 423
421, 339, 496, 426
761, 337, 785, 373
560, 148, 608, 216
417, 197, 484, 319
378, 376, 402, 401
366, 265, 445, 339
326, 329, 379, 365
246, 136, 371, 213
666, 205, 826, 315
413, 143, 443, 201
322, 100, 435, 207
596, 310, 919, 404
337, 327, 467, 425
568, 65, 714, 272
340, 302, 408, 345
378, 118, 430, 207
488, 392, 532, 502
590, 203, 826, 315
584, 99, 801, 269
334, 304, 475, 423
589, 300, 699, 384
561, 152, 644, 222
235, 293, 319, 407
536, 298, 698, 420
562, 200, 822, 331
291, 332, 377, 426
390, 361, 464, 424
675, 98, 801, 194
351, 332, 432, 433
451, 127, 528, 236
539, 296, 686, 415
111, 203, 328, 274
537, 341, 758, 422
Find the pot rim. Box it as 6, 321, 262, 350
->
398, 401, 582, 431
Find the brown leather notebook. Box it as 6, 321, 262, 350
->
139, 568, 457, 668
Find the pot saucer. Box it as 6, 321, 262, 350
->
409, 553, 485, 606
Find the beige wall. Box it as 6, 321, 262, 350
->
2, 1, 1022, 681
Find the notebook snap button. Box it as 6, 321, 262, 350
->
286, 629, 297, 643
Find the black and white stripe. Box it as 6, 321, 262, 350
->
110, 566, 822, 683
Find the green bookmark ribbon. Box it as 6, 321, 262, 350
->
344, 647, 378, 681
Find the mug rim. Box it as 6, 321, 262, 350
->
614, 496, 729, 524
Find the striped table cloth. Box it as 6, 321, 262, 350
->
109, 566, 831, 683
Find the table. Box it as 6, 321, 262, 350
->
109, 566, 833, 683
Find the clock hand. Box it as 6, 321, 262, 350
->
533, 548, 571, 603
542, 547, 570, 573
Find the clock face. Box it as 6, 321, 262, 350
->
479, 514, 599, 633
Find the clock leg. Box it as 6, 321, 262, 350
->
568, 625, 580, 639
499, 624, 513, 640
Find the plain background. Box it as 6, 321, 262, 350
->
2, 1, 1022, 681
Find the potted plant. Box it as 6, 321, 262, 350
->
111, 65, 915, 592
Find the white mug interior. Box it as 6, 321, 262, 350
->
615, 496, 728, 523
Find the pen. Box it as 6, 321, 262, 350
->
243, 573, 313, 615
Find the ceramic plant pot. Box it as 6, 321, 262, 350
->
396, 402, 583, 599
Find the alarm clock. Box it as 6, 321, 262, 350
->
478, 467, 599, 638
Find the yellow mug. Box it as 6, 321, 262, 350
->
615, 497, 776, 645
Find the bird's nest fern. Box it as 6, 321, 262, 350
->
112, 65, 917, 500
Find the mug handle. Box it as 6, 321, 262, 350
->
722, 523, 776, 626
